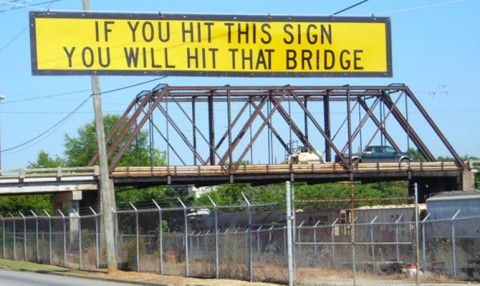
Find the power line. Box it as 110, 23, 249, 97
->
3, 77, 166, 104
332, 0, 369, 15
3, 89, 92, 104
0, 26, 27, 52
1, 77, 168, 153
376, 0, 466, 15
0, 0, 60, 13
1, 95, 91, 153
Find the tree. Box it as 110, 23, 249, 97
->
408, 148, 426, 162
64, 114, 166, 167
27, 150, 65, 168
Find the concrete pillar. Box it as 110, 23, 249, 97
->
51, 191, 83, 238
462, 169, 476, 190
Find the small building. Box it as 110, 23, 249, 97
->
426, 190, 480, 220
425, 190, 480, 239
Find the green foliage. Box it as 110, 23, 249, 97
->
0, 195, 52, 214
64, 114, 166, 167
196, 181, 409, 206
408, 148, 426, 162
27, 150, 65, 168
116, 186, 193, 209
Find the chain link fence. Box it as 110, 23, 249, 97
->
1, 187, 480, 285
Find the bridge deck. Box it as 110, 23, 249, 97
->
0, 162, 464, 194
111, 162, 462, 186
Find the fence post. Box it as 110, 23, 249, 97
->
256, 226, 262, 260
241, 192, 253, 282
129, 202, 140, 272
177, 197, 189, 277
370, 216, 378, 271
10, 213, 16, 261
31, 211, 39, 262
313, 220, 321, 266
72, 209, 82, 270
205, 230, 210, 262
331, 218, 339, 266
297, 221, 305, 265
89, 207, 100, 269
286, 181, 294, 286
43, 210, 52, 265
451, 209, 460, 277
152, 199, 163, 275
421, 213, 430, 272
207, 195, 219, 279
395, 214, 404, 262
1, 215, 4, 259
58, 210, 67, 267
268, 225, 274, 260
19, 212, 27, 261
350, 182, 357, 286
189, 231, 195, 260
195, 231, 201, 259
414, 182, 420, 286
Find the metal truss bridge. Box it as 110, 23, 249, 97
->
84, 83, 472, 195
0, 84, 473, 200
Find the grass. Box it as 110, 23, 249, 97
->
0, 258, 98, 276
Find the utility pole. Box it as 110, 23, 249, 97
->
82, 0, 117, 272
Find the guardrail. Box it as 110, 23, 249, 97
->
111, 162, 460, 177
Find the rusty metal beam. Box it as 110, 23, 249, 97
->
381, 91, 436, 162
232, 92, 288, 171
289, 90, 351, 168
218, 95, 270, 165
269, 91, 315, 153
403, 86, 466, 168
108, 90, 165, 172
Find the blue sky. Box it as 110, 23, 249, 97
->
0, 0, 479, 170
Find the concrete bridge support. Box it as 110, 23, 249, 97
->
408, 169, 477, 202
51, 191, 83, 236
462, 169, 477, 190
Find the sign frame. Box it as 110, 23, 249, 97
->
29, 11, 392, 77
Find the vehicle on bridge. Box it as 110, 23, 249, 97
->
287, 146, 324, 164
335, 145, 411, 165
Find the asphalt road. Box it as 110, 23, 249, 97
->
0, 269, 138, 286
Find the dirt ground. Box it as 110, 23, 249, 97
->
88, 270, 281, 286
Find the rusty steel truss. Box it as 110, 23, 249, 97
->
89, 84, 465, 173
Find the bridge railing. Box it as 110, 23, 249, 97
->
0, 166, 100, 179
112, 161, 460, 177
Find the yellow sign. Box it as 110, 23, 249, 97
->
29, 12, 392, 77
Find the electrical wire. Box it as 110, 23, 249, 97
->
3, 89, 93, 104
1, 76, 168, 153
376, 0, 466, 15
332, 0, 369, 15
0, 26, 27, 52
0, 0, 60, 13
1, 95, 91, 152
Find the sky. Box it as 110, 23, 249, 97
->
0, 0, 479, 170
